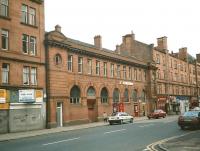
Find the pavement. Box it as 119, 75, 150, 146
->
157, 129, 200, 151
0, 116, 200, 151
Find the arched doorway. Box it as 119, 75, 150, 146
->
87, 86, 97, 122
113, 88, 120, 112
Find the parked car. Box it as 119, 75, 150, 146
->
147, 109, 166, 119
108, 112, 133, 125
178, 111, 200, 130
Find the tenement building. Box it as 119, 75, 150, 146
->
0, 0, 45, 133
45, 26, 157, 128
152, 37, 200, 114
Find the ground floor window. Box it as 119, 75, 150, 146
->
70, 85, 81, 104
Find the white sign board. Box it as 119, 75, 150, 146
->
119, 81, 133, 86
19, 89, 35, 103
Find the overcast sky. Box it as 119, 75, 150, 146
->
45, 0, 200, 58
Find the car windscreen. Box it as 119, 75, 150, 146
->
111, 112, 118, 116
183, 111, 199, 117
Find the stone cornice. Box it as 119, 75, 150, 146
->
30, 0, 44, 4
45, 40, 148, 69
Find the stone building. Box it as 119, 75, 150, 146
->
0, 0, 46, 133
45, 26, 157, 128
152, 37, 200, 114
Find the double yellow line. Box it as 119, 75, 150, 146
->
146, 131, 195, 151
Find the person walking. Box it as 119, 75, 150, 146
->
103, 112, 108, 122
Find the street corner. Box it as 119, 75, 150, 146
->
160, 130, 200, 151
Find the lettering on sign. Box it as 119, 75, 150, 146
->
119, 81, 133, 86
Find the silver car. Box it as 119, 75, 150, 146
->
108, 112, 134, 125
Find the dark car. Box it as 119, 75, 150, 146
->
178, 111, 200, 130
147, 109, 166, 119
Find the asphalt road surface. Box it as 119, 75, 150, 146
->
0, 116, 189, 151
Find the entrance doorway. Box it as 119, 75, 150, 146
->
87, 99, 97, 122
56, 102, 63, 127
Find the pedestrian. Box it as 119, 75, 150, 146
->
103, 112, 108, 122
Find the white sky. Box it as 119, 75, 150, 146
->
45, 0, 200, 58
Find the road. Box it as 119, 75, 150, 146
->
0, 116, 189, 151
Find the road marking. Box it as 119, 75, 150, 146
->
146, 131, 195, 151
139, 124, 154, 128
104, 129, 126, 134
42, 137, 80, 146
184, 147, 200, 150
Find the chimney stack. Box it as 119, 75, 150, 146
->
115, 45, 120, 54
94, 35, 102, 49
157, 36, 168, 50
55, 25, 61, 32
179, 47, 188, 61
196, 53, 200, 63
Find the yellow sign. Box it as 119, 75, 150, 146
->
0, 89, 6, 103
35, 90, 42, 98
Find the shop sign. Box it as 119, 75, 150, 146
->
19, 89, 35, 103
0, 89, 6, 103
35, 90, 43, 103
119, 81, 133, 86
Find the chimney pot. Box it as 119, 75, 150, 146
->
55, 25, 61, 32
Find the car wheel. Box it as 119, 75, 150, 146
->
181, 126, 185, 130
148, 116, 150, 119
109, 122, 113, 125
119, 120, 123, 124
130, 118, 133, 123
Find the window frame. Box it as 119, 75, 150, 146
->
31, 67, 37, 85
2, 63, 9, 84
67, 55, 73, 72
0, 0, 8, 17
78, 57, 83, 73
23, 66, 30, 85
1, 29, 8, 50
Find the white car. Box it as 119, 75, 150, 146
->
108, 112, 134, 125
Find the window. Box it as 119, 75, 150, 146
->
134, 68, 137, 80
0, 0, 8, 17
22, 34, 37, 55
29, 7, 36, 25
111, 64, 114, 77
23, 66, 29, 85
156, 54, 160, 64
123, 66, 126, 79
70, 85, 80, 104
117, 65, 120, 78
96, 61, 100, 75
87, 59, 92, 74
113, 88, 119, 103
174, 60, 177, 69
30, 36, 36, 55
2, 63, 9, 84
1, 29, 8, 50
22, 34, 29, 54
21, 4, 36, 26
78, 57, 83, 73
138, 69, 142, 81
31, 67, 37, 85
124, 88, 129, 102
68, 55, 73, 71
55, 54, 62, 65
101, 87, 108, 103
128, 67, 132, 80
103, 62, 107, 77
21, 4, 28, 23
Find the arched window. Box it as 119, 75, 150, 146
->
141, 90, 146, 102
101, 87, 108, 103
113, 88, 119, 103
124, 88, 129, 102
87, 86, 95, 97
54, 54, 62, 65
131, 89, 137, 102
70, 85, 80, 104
